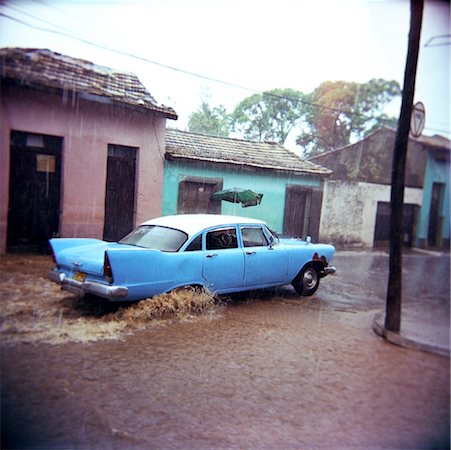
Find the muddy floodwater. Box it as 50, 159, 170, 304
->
1, 252, 450, 449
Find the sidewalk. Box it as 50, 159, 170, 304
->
373, 307, 450, 358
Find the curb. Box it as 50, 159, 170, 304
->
372, 312, 450, 358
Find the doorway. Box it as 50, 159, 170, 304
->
7, 131, 62, 253
374, 202, 417, 247
103, 144, 137, 241
428, 182, 445, 247
283, 185, 323, 241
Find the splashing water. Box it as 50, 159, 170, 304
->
0, 255, 218, 345
109, 287, 217, 324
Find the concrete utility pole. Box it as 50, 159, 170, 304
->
385, 0, 424, 333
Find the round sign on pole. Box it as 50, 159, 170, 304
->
410, 101, 425, 137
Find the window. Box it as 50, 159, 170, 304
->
206, 228, 238, 250
242, 227, 269, 247
185, 234, 203, 252
177, 177, 223, 214
119, 225, 187, 252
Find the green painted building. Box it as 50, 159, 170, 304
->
163, 129, 331, 240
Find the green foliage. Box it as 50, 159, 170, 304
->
232, 88, 306, 144
296, 78, 401, 156
188, 101, 232, 137
186, 79, 400, 158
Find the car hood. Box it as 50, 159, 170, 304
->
278, 237, 335, 260
51, 239, 126, 275
279, 237, 310, 246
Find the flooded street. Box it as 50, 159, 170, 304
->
1, 251, 450, 449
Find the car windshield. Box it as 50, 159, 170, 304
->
119, 225, 188, 252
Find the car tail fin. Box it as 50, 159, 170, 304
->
104, 252, 114, 283
49, 242, 57, 265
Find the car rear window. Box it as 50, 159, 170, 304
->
206, 228, 238, 250
119, 225, 188, 252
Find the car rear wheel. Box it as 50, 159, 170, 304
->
292, 265, 320, 296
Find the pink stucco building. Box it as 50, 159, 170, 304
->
0, 48, 177, 253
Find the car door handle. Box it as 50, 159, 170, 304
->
246, 251, 256, 255
206, 253, 218, 258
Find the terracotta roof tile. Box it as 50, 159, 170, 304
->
0, 47, 177, 119
166, 129, 331, 176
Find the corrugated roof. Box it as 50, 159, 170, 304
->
0, 47, 177, 119
165, 129, 331, 176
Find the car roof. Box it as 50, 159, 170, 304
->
141, 214, 266, 237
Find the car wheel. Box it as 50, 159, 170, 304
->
292, 265, 320, 296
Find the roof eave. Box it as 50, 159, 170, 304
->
165, 153, 332, 177
2, 77, 178, 119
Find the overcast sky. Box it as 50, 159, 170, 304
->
1, 0, 450, 146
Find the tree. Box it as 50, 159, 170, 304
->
296, 79, 401, 157
232, 88, 306, 144
188, 101, 231, 137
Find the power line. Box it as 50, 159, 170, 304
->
0, 10, 262, 94
0, 8, 398, 122
0, 6, 406, 123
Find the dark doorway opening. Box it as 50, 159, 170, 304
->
374, 201, 417, 247
428, 182, 445, 248
7, 131, 62, 253
103, 144, 137, 242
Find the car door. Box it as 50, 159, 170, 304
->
241, 226, 288, 287
202, 226, 245, 292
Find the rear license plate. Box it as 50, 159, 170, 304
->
73, 271, 87, 282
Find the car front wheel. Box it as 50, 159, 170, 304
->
292, 265, 320, 296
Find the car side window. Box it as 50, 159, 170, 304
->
241, 227, 269, 247
184, 234, 202, 252
206, 228, 238, 250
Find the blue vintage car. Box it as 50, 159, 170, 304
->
48, 214, 336, 301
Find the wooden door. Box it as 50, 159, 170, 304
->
283, 185, 323, 241
103, 145, 137, 241
428, 183, 444, 247
177, 177, 223, 214
7, 131, 62, 253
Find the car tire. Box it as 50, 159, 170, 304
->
292, 264, 320, 296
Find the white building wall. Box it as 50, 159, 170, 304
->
320, 180, 423, 247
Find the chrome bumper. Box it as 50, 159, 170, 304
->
321, 265, 337, 277
47, 270, 128, 300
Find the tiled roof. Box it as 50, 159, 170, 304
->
165, 129, 332, 176
0, 47, 177, 119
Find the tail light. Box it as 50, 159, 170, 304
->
104, 252, 113, 283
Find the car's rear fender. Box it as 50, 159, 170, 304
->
105, 247, 206, 293
49, 238, 118, 276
